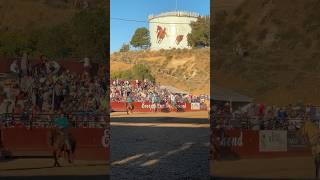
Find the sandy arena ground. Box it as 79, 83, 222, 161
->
211, 156, 315, 179
111, 111, 210, 180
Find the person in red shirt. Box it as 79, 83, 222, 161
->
259, 103, 265, 114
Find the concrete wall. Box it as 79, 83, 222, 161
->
148, 12, 198, 50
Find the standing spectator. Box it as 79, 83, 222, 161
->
46, 60, 60, 75
10, 59, 20, 74
83, 57, 92, 76
258, 103, 265, 118
20, 52, 29, 77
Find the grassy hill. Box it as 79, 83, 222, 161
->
111, 48, 210, 96
213, 0, 320, 105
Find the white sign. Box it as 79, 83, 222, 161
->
259, 130, 287, 152
191, 103, 200, 110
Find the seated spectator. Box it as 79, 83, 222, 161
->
46, 60, 60, 75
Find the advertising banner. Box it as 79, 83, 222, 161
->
259, 130, 287, 152
111, 102, 199, 112
287, 130, 307, 149
211, 129, 259, 158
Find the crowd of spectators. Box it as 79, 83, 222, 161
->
110, 79, 209, 109
0, 54, 108, 127
211, 102, 319, 130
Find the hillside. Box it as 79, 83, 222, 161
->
0, 0, 102, 31
0, 0, 106, 59
110, 48, 210, 96
213, 0, 320, 105
214, 0, 245, 13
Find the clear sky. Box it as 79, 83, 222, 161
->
110, 0, 210, 53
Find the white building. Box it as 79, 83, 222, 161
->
148, 11, 199, 50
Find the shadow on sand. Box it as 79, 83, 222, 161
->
111, 116, 210, 179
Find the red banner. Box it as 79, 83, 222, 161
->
212, 129, 310, 159
1, 128, 109, 161
212, 129, 259, 159
111, 101, 204, 112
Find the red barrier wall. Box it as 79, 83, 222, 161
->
1, 128, 110, 161
111, 102, 205, 112
212, 129, 310, 159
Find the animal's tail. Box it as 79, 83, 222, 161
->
71, 139, 76, 154
70, 136, 76, 154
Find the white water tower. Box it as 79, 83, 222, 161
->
148, 11, 199, 50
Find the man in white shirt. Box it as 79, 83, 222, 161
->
83, 57, 91, 75
20, 52, 29, 76
10, 60, 20, 74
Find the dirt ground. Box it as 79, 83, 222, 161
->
111, 111, 210, 180
211, 156, 316, 179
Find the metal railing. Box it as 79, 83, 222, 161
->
210, 114, 315, 130
0, 112, 109, 129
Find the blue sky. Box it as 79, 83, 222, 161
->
110, 0, 210, 53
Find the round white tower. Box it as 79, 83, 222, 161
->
148, 11, 199, 51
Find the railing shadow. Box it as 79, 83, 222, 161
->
0, 175, 110, 180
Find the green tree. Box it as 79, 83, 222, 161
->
0, 5, 107, 60
35, 24, 72, 59
70, 7, 107, 60
119, 43, 130, 52
131, 64, 155, 82
187, 16, 210, 48
130, 27, 150, 49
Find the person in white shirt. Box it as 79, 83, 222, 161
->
20, 52, 29, 76
83, 57, 91, 75
10, 60, 20, 74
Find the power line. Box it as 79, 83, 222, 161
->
111, 17, 196, 25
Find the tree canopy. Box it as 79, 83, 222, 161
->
130, 27, 150, 50
187, 16, 210, 48
0, 5, 106, 61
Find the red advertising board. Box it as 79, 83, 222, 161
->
212, 129, 259, 159
212, 129, 310, 159
111, 101, 204, 112
1, 128, 110, 161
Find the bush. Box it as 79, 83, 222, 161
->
111, 64, 155, 82
119, 43, 130, 52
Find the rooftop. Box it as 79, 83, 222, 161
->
148, 11, 200, 21
212, 84, 253, 102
